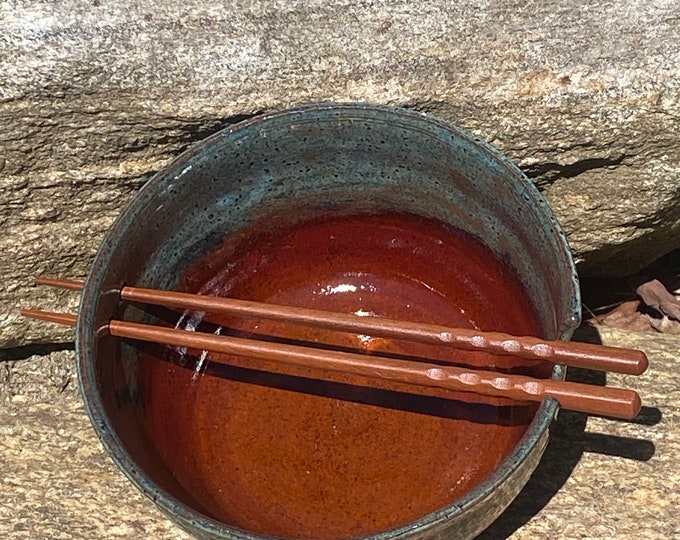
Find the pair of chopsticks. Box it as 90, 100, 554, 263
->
22, 277, 647, 420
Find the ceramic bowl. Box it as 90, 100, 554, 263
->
77, 103, 580, 539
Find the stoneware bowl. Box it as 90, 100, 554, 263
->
77, 103, 581, 539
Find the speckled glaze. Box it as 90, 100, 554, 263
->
76, 103, 581, 540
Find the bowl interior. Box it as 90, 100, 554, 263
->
77, 104, 580, 540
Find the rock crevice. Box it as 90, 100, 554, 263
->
524, 154, 631, 188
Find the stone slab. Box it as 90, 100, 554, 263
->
1, 1, 679, 344
0, 326, 677, 538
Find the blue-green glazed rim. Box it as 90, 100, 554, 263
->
77, 102, 581, 540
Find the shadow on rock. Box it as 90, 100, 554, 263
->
475, 326, 658, 539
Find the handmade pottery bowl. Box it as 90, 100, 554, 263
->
77, 103, 580, 539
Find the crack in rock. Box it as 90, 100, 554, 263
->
523, 153, 630, 188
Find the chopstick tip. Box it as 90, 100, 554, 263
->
635, 351, 650, 375
20, 307, 78, 327
34, 276, 85, 291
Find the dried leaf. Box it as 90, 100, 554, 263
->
636, 279, 680, 321
596, 300, 655, 332
648, 314, 680, 334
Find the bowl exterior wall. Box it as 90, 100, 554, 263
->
77, 103, 580, 540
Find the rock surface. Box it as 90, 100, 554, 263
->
1, 326, 677, 538
1, 0, 679, 346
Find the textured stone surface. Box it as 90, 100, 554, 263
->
481, 326, 679, 539
2, 0, 679, 346
0, 349, 190, 540
0, 326, 677, 539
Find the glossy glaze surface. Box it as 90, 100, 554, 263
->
138, 212, 547, 539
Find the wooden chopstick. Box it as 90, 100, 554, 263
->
34, 276, 649, 375
20, 307, 642, 420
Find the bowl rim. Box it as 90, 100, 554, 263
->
76, 101, 581, 540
